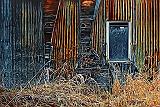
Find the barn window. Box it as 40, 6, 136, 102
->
106, 21, 131, 62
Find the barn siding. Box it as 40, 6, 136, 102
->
91, 0, 106, 57
52, 0, 160, 72
1, 0, 160, 87
91, 0, 160, 71
0, 0, 44, 88
51, 0, 79, 68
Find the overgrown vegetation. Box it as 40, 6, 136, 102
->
0, 64, 160, 107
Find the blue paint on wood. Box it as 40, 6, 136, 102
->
0, 0, 45, 88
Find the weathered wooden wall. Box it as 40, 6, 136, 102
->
0, 0, 13, 87
51, 0, 79, 68
0, 0, 44, 88
91, 0, 106, 57
91, 0, 160, 71
108, 0, 160, 69
43, 0, 60, 42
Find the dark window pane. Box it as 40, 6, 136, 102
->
109, 24, 129, 61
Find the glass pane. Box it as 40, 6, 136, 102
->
109, 24, 128, 61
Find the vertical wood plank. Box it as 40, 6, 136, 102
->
159, 0, 160, 52
116, 0, 118, 20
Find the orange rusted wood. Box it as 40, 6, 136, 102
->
50, 0, 160, 70
91, 0, 160, 70
51, 0, 78, 68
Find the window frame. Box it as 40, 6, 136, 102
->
106, 21, 132, 62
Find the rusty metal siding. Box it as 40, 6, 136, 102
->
51, 0, 79, 68
0, 0, 44, 88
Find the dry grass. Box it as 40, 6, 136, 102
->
0, 72, 160, 107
